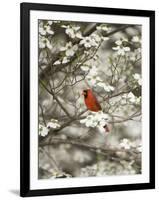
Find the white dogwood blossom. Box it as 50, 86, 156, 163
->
47, 119, 61, 129
80, 36, 97, 48
119, 138, 141, 151
39, 24, 54, 35
86, 66, 103, 85
135, 47, 141, 54
97, 82, 114, 92
39, 124, 49, 137
80, 32, 109, 49
80, 115, 98, 127
129, 52, 136, 62
53, 60, 61, 65
122, 92, 141, 105
115, 39, 122, 46
131, 35, 141, 43
60, 42, 78, 57
80, 65, 90, 71
87, 75, 102, 85
80, 65, 98, 73
82, 65, 113, 90
137, 145, 142, 152
53, 57, 70, 65
119, 138, 132, 149
61, 56, 70, 64
47, 21, 53, 25
112, 38, 130, 56
101, 36, 110, 41
39, 36, 52, 49
96, 24, 111, 32
94, 111, 109, 121
61, 25, 83, 39
39, 119, 60, 137
48, 20, 61, 25
133, 73, 142, 86
128, 92, 136, 103
80, 111, 109, 128
128, 47, 141, 62
112, 46, 130, 56
90, 33, 101, 43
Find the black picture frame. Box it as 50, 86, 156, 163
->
20, 2, 155, 197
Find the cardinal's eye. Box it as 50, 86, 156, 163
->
83, 91, 87, 96
83, 90, 88, 98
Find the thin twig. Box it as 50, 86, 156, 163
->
39, 137, 140, 162
39, 79, 72, 119
39, 103, 46, 126
39, 147, 62, 173
39, 25, 133, 79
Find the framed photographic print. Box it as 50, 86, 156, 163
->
20, 2, 155, 197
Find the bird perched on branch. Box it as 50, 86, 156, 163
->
82, 89, 110, 132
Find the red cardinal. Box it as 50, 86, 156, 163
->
82, 89, 110, 132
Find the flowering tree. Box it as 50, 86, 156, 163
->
38, 20, 142, 179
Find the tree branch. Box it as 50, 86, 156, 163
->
39, 103, 46, 126
40, 79, 72, 118
39, 25, 133, 79
39, 137, 141, 163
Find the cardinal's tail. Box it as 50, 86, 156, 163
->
103, 124, 110, 132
